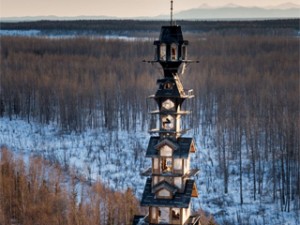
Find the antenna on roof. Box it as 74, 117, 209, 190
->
170, 0, 174, 26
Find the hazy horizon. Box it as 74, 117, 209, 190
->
1, 0, 299, 18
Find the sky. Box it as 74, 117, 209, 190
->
0, 0, 298, 18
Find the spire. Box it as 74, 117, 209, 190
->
170, 0, 174, 26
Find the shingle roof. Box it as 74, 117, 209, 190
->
146, 137, 195, 158
141, 178, 195, 208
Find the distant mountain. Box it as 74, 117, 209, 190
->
169, 5, 300, 20
267, 2, 300, 9
223, 3, 241, 8
1, 3, 299, 22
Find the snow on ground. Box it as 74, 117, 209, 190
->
0, 117, 149, 196
0, 30, 153, 41
0, 117, 299, 225
0, 29, 41, 36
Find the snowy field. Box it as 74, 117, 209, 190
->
0, 117, 298, 225
0, 29, 153, 41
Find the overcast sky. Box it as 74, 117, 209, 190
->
1, 0, 298, 18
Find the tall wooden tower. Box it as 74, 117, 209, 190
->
133, 1, 200, 225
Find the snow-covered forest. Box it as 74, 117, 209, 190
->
0, 20, 299, 224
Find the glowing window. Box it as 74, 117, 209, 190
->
171, 44, 178, 61
161, 158, 172, 173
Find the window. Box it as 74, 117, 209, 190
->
161, 158, 172, 173
174, 177, 182, 189
159, 208, 169, 223
172, 208, 180, 222
162, 115, 174, 130
182, 45, 187, 60
153, 176, 158, 185
154, 46, 158, 61
160, 145, 172, 157
164, 82, 173, 90
152, 207, 157, 219
158, 189, 171, 197
171, 44, 178, 61
173, 159, 182, 170
160, 44, 166, 61
153, 158, 159, 170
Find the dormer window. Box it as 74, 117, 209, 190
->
160, 44, 166, 61
160, 144, 173, 157
171, 44, 178, 61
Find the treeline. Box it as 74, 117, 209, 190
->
1, 19, 299, 35
0, 147, 217, 225
0, 36, 155, 132
187, 34, 299, 211
0, 31, 299, 212
0, 147, 140, 225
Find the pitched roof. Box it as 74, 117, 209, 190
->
141, 178, 196, 208
146, 137, 196, 158
154, 138, 179, 151
152, 180, 178, 194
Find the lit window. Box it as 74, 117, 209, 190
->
161, 158, 172, 173
171, 44, 178, 61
